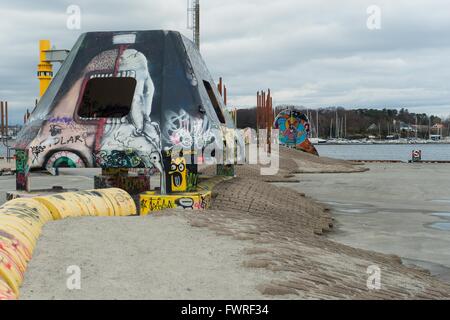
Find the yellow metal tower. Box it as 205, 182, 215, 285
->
37, 40, 53, 97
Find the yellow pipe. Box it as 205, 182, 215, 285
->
37, 40, 53, 97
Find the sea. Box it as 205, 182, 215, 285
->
2, 142, 450, 161
315, 143, 450, 161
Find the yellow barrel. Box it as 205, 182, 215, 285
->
93, 188, 136, 216
0, 241, 27, 273
0, 198, 53, 224
0, 214, 41, 242
33, 194, 80, 220
0, 251, 24, 296
63, 192, 114, 217
52, 193, 93, 217
0, 215, 42, 241
0, 223, 36, 253
33, 189, 126, 218
74, 191, 112, 217
0, 278, 17, 300
0, 232, 32, 262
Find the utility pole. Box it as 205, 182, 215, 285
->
188, 0, 200, 50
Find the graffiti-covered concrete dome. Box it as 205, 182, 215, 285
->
15, 30, 244, 190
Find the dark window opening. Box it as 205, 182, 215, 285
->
203, 80, 226, 124
78, 77, 136, 118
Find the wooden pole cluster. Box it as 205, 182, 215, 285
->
217, 77, 238, 127
217, 77, 227, 105
256, 89, 274, 152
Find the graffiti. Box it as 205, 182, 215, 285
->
45, 151, 85, 170
274, 109, 318, 156
165, 110, 215, 150
140, 191, 212, 215
95, 150, 144, 168
15, 150, 27, 172
175, 197, 194, 209
101, 122, 162, 172
198, 194, 210, 210
141, 197, 176, 213
97, 47, 163, 177
13, 31, 242, 194
49, 124, 63, 136
16, 173, 28, 191
0, 202, 42, 221
94, 174, 150, 195
48, 116, 74, 124
52, 134, 85, 146
168, 157, 187, 192
15, 149, 29, 191
30, 145, 46, 163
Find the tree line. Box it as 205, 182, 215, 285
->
235, 106, 449, 139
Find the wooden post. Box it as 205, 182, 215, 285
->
224, 85, 227, 106
1, 101, 4, 138
218, 77, 223, 96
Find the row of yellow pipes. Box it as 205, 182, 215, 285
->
0, 188, 137, 300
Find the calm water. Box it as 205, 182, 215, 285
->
315, 143, 450, 161
2, 142, 450, 161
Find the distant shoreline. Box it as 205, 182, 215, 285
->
314, 141, 450, 146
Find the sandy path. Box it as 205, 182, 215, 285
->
20, 213, 279, 300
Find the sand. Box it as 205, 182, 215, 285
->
20, 214, 278, 300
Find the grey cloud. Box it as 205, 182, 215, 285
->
0, 0, 449, 124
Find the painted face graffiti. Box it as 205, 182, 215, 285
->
95, 47, 163, 177
169, 157, 187, 192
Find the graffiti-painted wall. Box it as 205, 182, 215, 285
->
274, 109, 318, 155
139, 191, 211, 215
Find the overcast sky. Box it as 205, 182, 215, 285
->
0, 0, 450, 124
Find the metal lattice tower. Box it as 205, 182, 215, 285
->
187, 0, 200, 49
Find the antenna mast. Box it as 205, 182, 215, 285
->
187, 0, 200, 49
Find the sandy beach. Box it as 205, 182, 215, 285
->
3, 147, 449, 299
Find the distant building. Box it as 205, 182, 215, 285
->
400, 122, 415, 132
